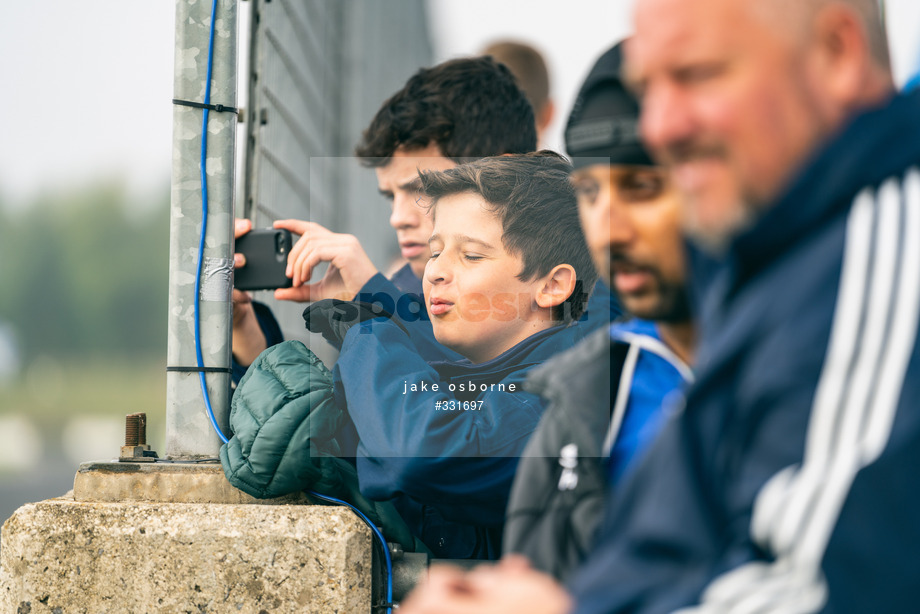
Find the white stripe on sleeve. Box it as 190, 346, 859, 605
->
673, 167, 920, 614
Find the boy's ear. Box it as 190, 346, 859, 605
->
535, 264, 577, 311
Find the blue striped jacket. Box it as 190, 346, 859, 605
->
571, 89, 920, 614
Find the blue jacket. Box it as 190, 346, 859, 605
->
571, 90, 920, 613
605, 319, 693, 483
333, 317, 595, 559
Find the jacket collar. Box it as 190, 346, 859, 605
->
430, 323, 582, 381
722, 89, 920, 296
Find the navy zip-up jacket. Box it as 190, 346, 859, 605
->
571, 89, 920, 613
333, 317, 595, 560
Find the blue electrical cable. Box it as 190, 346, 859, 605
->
192, 3, 394, 609
194, 0, 229, 445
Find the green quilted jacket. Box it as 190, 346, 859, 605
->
220, 339, 427, 553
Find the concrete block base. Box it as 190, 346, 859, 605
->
1, 495, 372, 613
72, 461, 313, 505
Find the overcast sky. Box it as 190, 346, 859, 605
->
0, 1, 918, 205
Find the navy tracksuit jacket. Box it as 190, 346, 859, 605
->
571, 89, 920, 613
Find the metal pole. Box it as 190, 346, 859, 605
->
166, 0, 238, 459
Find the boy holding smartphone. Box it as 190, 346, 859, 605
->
225, 152, 598, 559
231, 57, 539, 376
231, 57, 619, 379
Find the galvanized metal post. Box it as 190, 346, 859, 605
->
166, 0, 238, 459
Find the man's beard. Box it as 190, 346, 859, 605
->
645, 279, 693, 323
609, 253, 692, 323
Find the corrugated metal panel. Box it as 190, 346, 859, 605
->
242, 0, 432, 345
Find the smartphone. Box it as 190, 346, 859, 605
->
234, 228, 294, 291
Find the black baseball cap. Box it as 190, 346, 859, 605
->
565, 41, 655, 170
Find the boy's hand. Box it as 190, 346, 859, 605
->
272, 219, 379, 303
399, 557, 572, 614
231, 218, 267, 366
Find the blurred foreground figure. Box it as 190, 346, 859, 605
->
571, 0, 920, 612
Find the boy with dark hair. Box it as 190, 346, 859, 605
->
231, 56, 541, 372
419, 151, 596, 324
330, 152, 597, 559
356, 56, 536, 164
230, 57, 599, 374
225, 152, 598, 560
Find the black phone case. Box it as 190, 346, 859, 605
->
234, 228, 294, 291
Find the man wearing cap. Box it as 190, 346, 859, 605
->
501, 41, 694, 584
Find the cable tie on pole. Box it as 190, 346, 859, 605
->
166, 366, 232, 374
172, 98, 239, 114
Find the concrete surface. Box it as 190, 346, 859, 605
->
72, 461, 312, 505
0, 495, 373, 613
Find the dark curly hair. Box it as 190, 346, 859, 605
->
355, 57, 537, 166
418, 151, 597, 323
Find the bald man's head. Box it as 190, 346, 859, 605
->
629, 0, 895, 250
751, 0, 890, 70
836, 0, 890, 68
